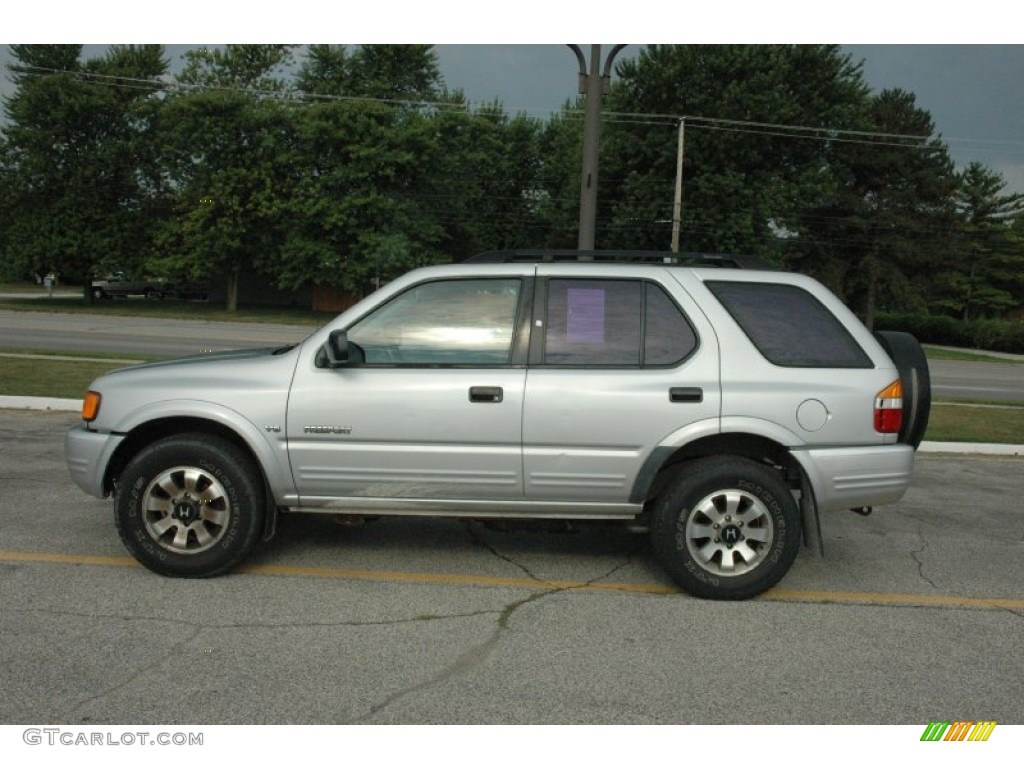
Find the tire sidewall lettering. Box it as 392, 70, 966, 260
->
652, 458, 801, 599
114, 436, 264, 577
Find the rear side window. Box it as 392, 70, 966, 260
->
545, 279, 642, 365
707, 281, 871, 368
542, 279, 697, 366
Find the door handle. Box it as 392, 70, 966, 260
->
469, 386, 503, 403
669, 387, 703, 403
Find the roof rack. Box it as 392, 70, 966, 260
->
465, 249, 774, 269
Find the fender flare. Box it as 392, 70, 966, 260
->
109, 399, 296, 504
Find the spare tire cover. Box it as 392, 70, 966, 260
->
874, 330, 931, 449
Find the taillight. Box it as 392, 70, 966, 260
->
82, 391, 102, 423
874, 380, 903, 434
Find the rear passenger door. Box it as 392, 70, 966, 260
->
522, 268, 720, 506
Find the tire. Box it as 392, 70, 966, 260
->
651, 456, 801, 600
92, 287, 107, 300
874, 331, 931, 449
114, 434, 265, 577
144, 288, 162, 300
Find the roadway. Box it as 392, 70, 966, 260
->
929, 359, 1024, 402
0, 308, 314, 358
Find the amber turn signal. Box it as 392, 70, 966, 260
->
873, 380, 903, 434
82, 391, 102, 422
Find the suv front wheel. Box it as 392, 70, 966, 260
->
651, 456, 801, 600
114, 434, 265, 577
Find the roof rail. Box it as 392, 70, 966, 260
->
465, 249, 774, 269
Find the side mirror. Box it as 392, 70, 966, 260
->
322, 330, 364, 368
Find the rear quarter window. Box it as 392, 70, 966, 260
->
706, 281, 871, 368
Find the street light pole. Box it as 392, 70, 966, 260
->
569, 44, 625, 254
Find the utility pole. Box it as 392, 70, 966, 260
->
569, 44, 625, 254
671, 117, 686, 253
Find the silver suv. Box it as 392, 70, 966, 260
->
65, 251, 930, 599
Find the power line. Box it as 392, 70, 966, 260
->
0, 64, 979, 152
12, 62, 1024, 161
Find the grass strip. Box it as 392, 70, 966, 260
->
923, 346, 1022, 364
0, 356, 135, 398
924, 403, 1024, 444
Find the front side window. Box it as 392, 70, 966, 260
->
347, 279, 521, 365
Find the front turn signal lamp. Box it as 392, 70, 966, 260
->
82, 391, 102, 423
874, 380, 903, 435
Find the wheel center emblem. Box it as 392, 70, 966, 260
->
721, 525, 742, 545
173, 500, 199, 525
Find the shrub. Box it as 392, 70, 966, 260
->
875, 312, 1024, 354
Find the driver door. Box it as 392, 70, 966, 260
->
287, 276, 531, 503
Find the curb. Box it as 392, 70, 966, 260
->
0, 396, 82, 411
918, 441, 1022, 457
2, 396, 1020, 457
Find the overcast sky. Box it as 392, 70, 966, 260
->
5, 5, 1023, 194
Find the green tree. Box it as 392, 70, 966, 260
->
296, 44, 441, 102
933, 162, 1024, 320
598, 45, 871, 255
535, 101, 586, 247
0, 137, 17, 280
425, 100, 543, 259
155, 91, 296, 310
271, 99, 447, 294
2, 44, 168, 299
178, 45, 297, 92
295, 45, 352, 96
270, 45, 458, 295
156, 45, 299, 310
1013, 214, 1024, 317
792, 89, 958, 328
348, 45, 442, 101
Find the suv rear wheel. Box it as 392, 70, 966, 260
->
114, 434, 265, 577
651, 456, 801, 600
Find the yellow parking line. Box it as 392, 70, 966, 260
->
239, 562, 681, 594
1, 549, 1021, 610
0, 550, 140, 568
762, 589, 1024, 611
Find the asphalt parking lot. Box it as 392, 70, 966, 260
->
0, 408, 1021, 725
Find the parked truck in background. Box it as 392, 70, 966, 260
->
91, 272, 170, 300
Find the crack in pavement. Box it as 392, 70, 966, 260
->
459, 519, 564, 586
896, 516, 1023, 619
9, 605, 505, 722
459, 519, 645, 587
909, 525, 941, 591
355, 524, 642, 723
6, 605, 500, 631
68, 623, 205, 722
